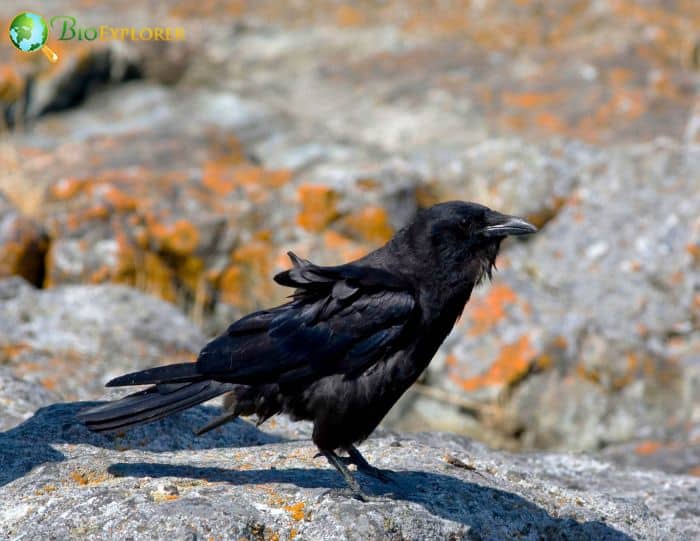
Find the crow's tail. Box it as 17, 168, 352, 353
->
78, 363, 234, 433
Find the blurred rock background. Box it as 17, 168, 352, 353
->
0, 0, 698, 478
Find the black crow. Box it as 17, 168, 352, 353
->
80, 201, 537, 499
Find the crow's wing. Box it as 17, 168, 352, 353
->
195, 252, 418, 386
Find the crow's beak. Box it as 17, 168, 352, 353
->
481, 212, 538, 237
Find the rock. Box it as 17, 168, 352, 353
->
0, 366, 57, 431
0, 39, 141, 125
0, 277, 204, 400
2, 0, 695, 335
0, 374, 698, 540
0, 80, 429, 332
602, 438, 700, 478
424, 140, 700, 455
0, 6, 193, 127
9, 0, 695, 333
0, 191, 48, 286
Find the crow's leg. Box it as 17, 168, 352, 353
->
345, 445, 393, 483
321, 450, 368, 501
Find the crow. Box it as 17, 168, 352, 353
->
79, 201, 537, 500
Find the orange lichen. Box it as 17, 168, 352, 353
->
609, 68, 635, 87
535, 112, 568, 134
234, 165, 292, 188
634, 440, 663, 456
342, 206, 393, 244
233, 241, 272, 269
576, 363, 601, 384
140, 252, 177, 302
109, 234, 144, 286
88, 265, 112, 284
238, 166, 293, 204
415, 183, 440, 207
236, 165, 268, 186
669, 270, 684, 285
502, 92, 564, 109
686, 244, 700, 260
356, 178, 379, 190
150, 219, 200, 256
336, 5, 365, 27
176, 255, 206, 292
0, 217, 48, 286
69, 470, 108, 486
203, 161, 292, 198
50, 177, 84, 200
202, 160, 238, 195
40, 376, 58, 391
219, 239, 276, 307
82, 204, 110, 221
532, 353, 552, 371
100, 184, 139, 211
219, 265, 245, 305
467, 284, 518, 335
525, 196, 566, 229
224, 0, 246, 16
150, 488, 180, 502
0, 342, 30, 362
452, 335, 536, 391
322, 231, 366, 261
553, 336, 568, 349
284, 502, 305, 521
0, 65, 24, 102
297, 185, 340, 232
34, 484, 58, 496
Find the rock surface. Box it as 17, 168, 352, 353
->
1, 373, 698, 541
0, 277, 204, 399
0, 366, 57, 432
410, 140, 700, 455
0, 191, 48, 286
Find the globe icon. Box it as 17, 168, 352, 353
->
9, 12, 58, 63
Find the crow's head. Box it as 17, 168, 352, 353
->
397, 201, 537, 288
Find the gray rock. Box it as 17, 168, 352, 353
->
426, 140, 700, 454
0, 278, 205, 400
0, 376, 697, 540
0, 366, 57, 432
602, 439, 700, 478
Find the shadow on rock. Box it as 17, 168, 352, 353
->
108, 462, 634, 540
0, 401, 285, 486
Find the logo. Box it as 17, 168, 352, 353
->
49, 16, 185, 42
9, 12, 59, 63
9, 13, 186, 64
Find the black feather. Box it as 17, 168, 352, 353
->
106, 362, 202, 387
79, 380, 234, 432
